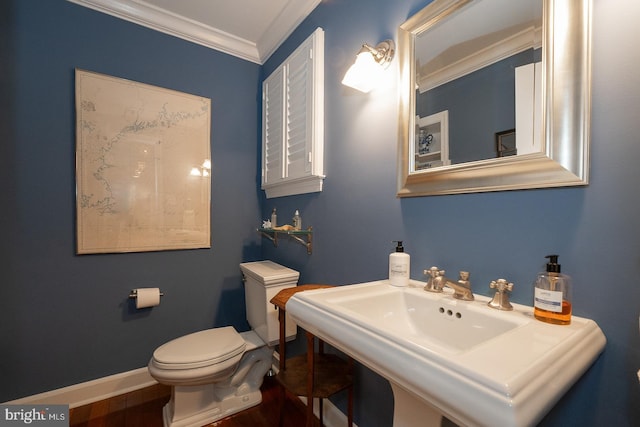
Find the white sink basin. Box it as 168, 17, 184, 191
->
332, 284, 526, 353
286, 280, 606, 427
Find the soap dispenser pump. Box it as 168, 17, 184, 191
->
533, 254, 572, 325
389, 241, 410, 287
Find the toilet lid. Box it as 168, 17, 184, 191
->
152, 326, 246, 369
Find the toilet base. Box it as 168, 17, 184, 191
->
162, 386, 262, 427
161, 345, 273, 427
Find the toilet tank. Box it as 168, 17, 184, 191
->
240, 261, 300, 346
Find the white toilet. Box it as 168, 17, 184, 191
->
148, 261, 300, 427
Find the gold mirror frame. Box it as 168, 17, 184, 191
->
397, 0, 592, 197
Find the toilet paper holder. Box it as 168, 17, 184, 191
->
129, 289, 164, 299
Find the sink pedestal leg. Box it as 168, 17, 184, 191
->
390, 383, 444, 427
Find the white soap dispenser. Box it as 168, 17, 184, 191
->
389, 241, 410, 287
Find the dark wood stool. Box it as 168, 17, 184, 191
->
270, 285, 354, 427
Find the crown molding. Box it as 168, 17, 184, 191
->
67, 0, 319, 64
256, 0, 322, 63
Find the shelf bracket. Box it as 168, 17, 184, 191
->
257, 227, 313, 254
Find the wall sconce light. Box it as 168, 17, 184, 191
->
342, 39, 395, 93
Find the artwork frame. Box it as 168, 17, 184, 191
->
75, 69, 211, 254
496, 129, 517, 157
412, 110, 450, 171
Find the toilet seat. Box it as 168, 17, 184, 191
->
152, 326, 246, 370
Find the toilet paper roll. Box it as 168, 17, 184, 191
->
135, 288, 161, 309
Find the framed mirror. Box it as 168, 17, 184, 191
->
397, 0, 592, 197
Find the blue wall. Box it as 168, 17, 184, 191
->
262, 0, 640, 426
1, 0, 262, 401
3, 0, 640, 426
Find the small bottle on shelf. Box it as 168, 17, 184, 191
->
292, 210, 302, 230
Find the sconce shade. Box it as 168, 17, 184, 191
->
342, 40, 395, 93
342, 48, 381, 93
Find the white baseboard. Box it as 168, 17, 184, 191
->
299, 396, 359, 427
4, 367, 157, 408
5, 360, 358, 427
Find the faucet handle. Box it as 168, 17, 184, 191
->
489, 278, 513, 292
488, 279, 514, 311
423, 266, 444, 292
423, 266, 440, 277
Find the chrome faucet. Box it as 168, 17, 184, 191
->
423, 267, 474, 301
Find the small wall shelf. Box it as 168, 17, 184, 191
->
258, 227, 313, 254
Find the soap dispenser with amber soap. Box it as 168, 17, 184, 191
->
533, 255, 572, 325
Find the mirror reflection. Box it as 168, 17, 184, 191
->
397, 0, 591, 197
412, 0, 542, 172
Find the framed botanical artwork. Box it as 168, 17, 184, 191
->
75, 69, 211, 254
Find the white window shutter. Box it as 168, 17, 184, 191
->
262, 67, 285, 185
261, 28, 324, 198
286, 47, 311, 179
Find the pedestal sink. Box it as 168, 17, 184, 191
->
286, 280, 605, 427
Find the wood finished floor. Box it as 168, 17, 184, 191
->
69, 376, 319, 427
